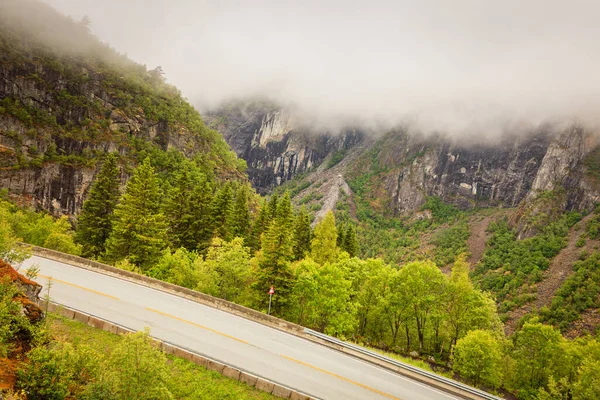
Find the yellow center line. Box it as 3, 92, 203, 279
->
281, 355, 402, 400
38, 274, 120, 300
145, 307, 249, 345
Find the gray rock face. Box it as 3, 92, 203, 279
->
210, 104, 600, 214
206, 103, 363, 194
374, 127, 600, 215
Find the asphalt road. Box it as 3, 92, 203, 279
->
23, 255, 460, 400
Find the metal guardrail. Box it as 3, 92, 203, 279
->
304, 328, 503, 400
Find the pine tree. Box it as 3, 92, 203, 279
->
337, 223, 346, 248
343, 224, 359, 257
229, 185, 251, 241
267, 193, 278, 220
292, 206, 312, 260
163, 160, 213, 251
254, 191, 295, 316
104, 158, 168, 271
310, 211, 338, 265
209, 183, 234, 240
75, 153, 121, 258
248, 198, 269, 252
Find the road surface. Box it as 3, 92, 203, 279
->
22, 255, 460, 400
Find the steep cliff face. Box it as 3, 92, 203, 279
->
206, 103, 364, 193
212, 101, 600, 217
0, 0, 243, 216
349, 126, 600, 216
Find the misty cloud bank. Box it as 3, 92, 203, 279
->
43, 0, 600, 136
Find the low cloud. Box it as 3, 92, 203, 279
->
40, 0, 600, 136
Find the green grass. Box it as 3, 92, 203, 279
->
48, 313, 276, 400
355, 343, 453, 379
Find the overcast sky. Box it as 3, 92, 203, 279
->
43, 0, 600, 135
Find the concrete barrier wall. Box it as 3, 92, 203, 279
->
34, 246, 489, 400
32, 246, 303, 334
46, 303, 314, 400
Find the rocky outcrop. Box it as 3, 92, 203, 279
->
0, 259, 43, 323
0, 4, 242, 217
212, 104, 600, 216
206, 103, 364, 193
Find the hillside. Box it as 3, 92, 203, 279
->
0, 0, 245, 217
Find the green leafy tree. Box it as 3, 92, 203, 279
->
163, 160, 213, 251
0, 213, 29, 264
150, 247, 199, 289
196, 237, 252, 302
292, 206, 311, 260
311, 211, 338, 265
290, 258, 357, 335
253, 192, 295, 316
90, 330, 173, 400
75, 153, 121, 258
397, 260, 448, 353
104, 158, 168, 271
509, 321, 563, 393
572, 357, 600, 400
446, 255, 500, 351
229, 185, 251, 241
452, 330, 503, 387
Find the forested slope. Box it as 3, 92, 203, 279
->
0, 0, 245, 216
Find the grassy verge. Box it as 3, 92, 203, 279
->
48, 313, 276, 400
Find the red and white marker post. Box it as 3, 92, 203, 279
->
268, 286, 275, 315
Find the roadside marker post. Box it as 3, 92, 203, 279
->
268, 286, 274, 315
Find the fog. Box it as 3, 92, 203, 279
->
41, 0, 600, 135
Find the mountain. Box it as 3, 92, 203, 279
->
0, 0, 244, 217
210, 103, 600, 220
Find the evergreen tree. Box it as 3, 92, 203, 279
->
343, 224, 359, 257
311, 211, 338, 265
337, 223, 346, 248
254, 191, 294, 316
75, 153, 121, 258
163, 160, 213, 251
292, 206, 312, 260
248, 198, 269, 252
229, 185, 251, 241
104, 158, 168, 271
267, 193, 278, 220
209, 183, 234, 240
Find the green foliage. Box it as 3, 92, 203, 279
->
340, 223, 360, 257
230, 186, 251, 241
89, 330, 174, 400
1, 199, 79, 256
542, 251, 600, 331
196, 237, 252, 303
253, 192, 295, 315
508, 321, 563, 394
162, 159, 213, 251
327, 148, 346, 168
310, 211, 338, 265
0, 278, 33, 358
432, 221, 470, 266
473, 215, 576, 313
104, 158, 168, 271
209, 183, 234, 241
421, 196, 461, 223
452, 330, 503, 387
151, 247, 199, 289
292, 206, 312, 260
289, 257, 357, 335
